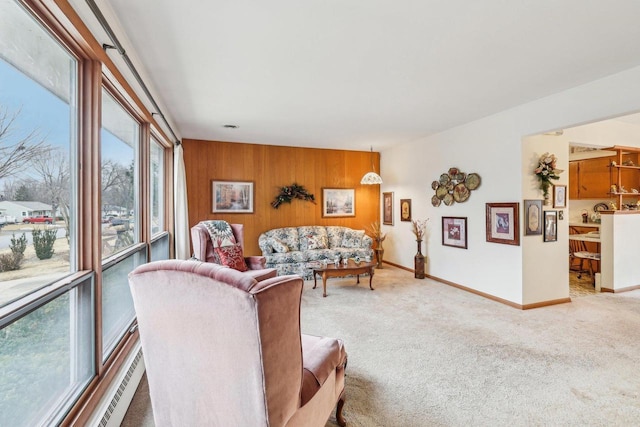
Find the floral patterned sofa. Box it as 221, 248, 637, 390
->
258, 226, 374, 279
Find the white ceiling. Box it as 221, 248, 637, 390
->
70, 0, 640, 151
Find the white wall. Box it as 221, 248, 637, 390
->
521, 135, 569, 304
381, 64, 640, 306
600, 214, 640, 291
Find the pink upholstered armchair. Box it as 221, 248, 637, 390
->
129, 260, 347, 427
191, 221, 277, 281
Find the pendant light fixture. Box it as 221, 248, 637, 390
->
360, 146, 383, 185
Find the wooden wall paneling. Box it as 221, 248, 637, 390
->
182, 139, 381, 256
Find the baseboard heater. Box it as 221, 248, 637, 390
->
89, 341, 145, 427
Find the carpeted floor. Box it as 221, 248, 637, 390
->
123, 266, 640, 426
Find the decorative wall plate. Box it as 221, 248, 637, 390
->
465, 173, 481, 190
593, 202, 608, 212
430, 168, 481, 207
436, 185, 448, 199
453, 183, 470, 202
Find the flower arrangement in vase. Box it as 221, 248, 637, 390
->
367, 221, 386, 249
534, 152, 563, 201
411, 219, 430, 241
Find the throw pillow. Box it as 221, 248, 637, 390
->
307, 234, 328, 250
214, 243, 248, 272
269, 237, 290, 253
341, 229, 365, 248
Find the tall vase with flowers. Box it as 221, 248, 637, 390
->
534, 152, 563, 204
367, 221, 386, 268
411, 219, 429, 279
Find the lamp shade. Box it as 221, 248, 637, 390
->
360, 171, 383, 185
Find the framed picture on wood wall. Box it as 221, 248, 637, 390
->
212, 180, 254, 213
485, 202, 520, 246
322, 188, 355, 217
383, 192, 393, 225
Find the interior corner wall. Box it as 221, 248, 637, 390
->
381, 65, 640, 306
181, 139, 380, 256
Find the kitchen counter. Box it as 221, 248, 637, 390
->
569, 221, 600, 229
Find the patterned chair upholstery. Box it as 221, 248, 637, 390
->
191, 220, 277, 281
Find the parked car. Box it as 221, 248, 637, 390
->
22, 215, 54, 224
109, 217, 129, 227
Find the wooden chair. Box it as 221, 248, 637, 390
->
569, 238, 600, 285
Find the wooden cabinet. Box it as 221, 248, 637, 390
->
569, 161, 579, 199
569, 156, 615, 199
606, 146, 640, 210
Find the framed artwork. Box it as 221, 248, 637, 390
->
442, 216, 468, 249
400, 199, 412, 222
485, 202, 520, 246
544, 210, 558, 242
322, 188, 355, 217
524, 199, 543, 236
212, 180, 254, 213
553, 185, 567, 208
383, 192, 393, 225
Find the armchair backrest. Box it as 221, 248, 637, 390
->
191, 222, 246, 263
128, 260, 304, 426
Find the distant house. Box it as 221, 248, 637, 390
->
0, 201, 52, 221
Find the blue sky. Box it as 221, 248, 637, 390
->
0, 58, 131, 192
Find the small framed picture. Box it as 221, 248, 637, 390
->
524, 199, 543, 236
485, 202, 520, 246
383, 192, 393, 225
442, 217, 467, 249
544, 210, 558, 242
212, 180, 254, 213
322, 188, 355, 217
553, 185, 567, 208
400, 199, 412, 222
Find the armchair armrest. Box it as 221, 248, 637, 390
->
245, 255, 267, 270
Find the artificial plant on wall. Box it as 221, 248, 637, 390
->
271, 183, 316, 208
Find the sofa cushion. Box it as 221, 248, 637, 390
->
298, 226, 328, 251
265, 251, 308, 265
306, 249, 336, 262
214, 243, 248, 272
269, 237, 290, 253
341, 229, 365, 248
269, 227, 300, 251
326, 226, 346, 249
307, 234, 328, 250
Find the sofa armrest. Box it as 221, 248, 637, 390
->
245, 255, 267, 270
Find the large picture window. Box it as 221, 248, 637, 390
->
0, 0, 78, 307
100, 89, 139, 258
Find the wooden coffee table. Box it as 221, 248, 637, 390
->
312, 259, 375, 297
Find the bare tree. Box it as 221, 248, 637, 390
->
102, 159, 134, 213
0, 106, 51, 180
31, 148, 70, 239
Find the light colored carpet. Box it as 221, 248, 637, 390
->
123, 266, 640, 426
